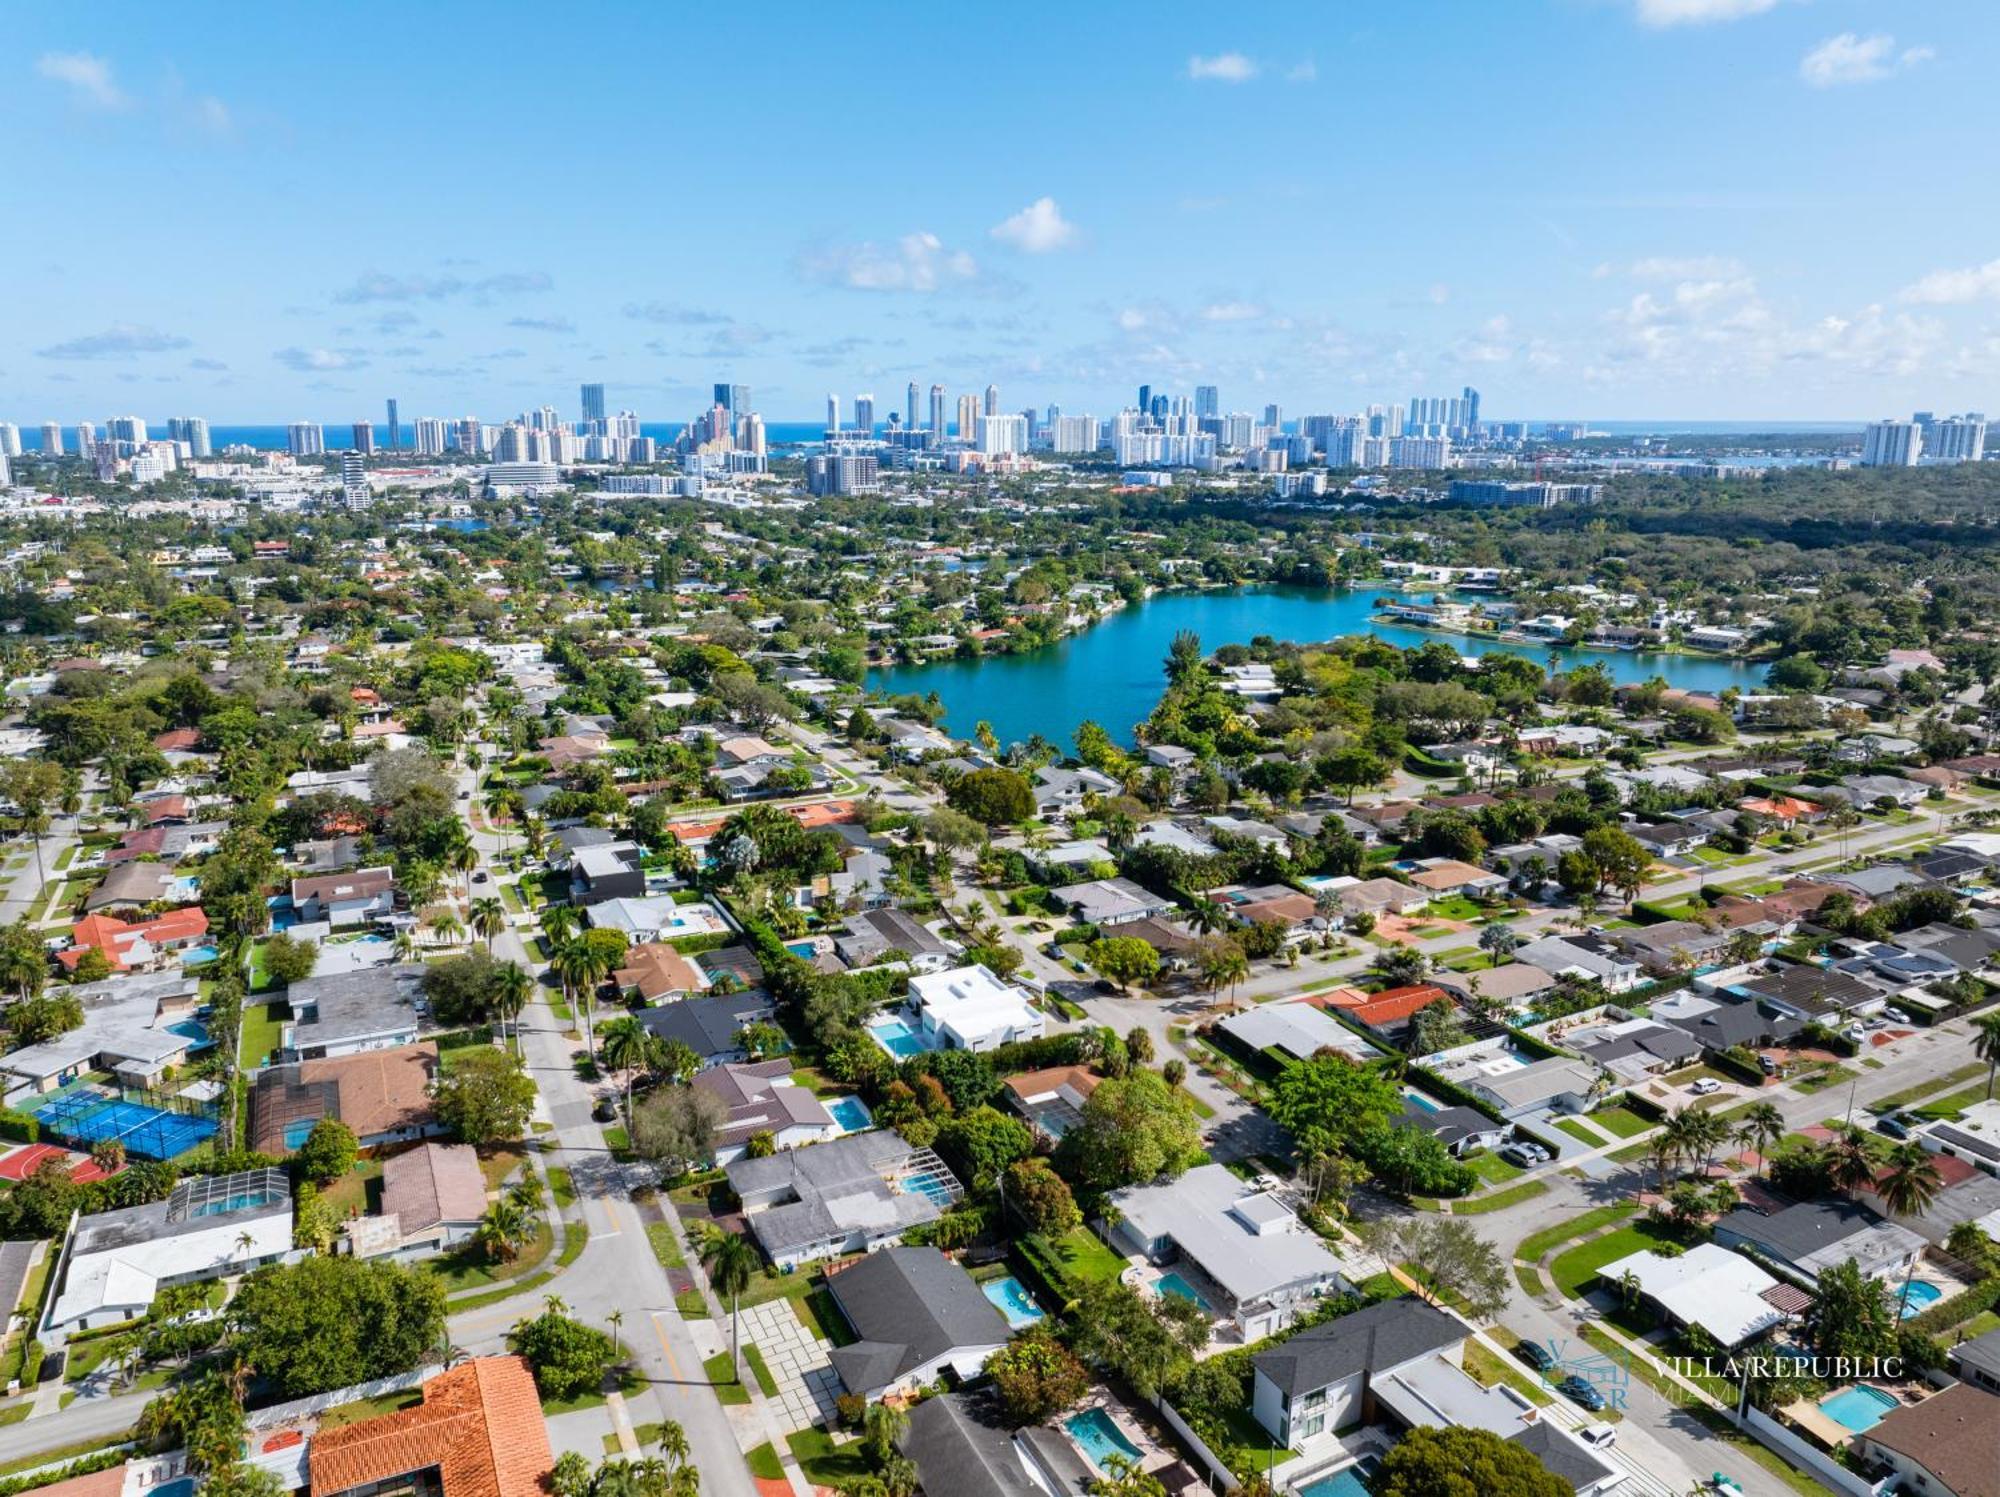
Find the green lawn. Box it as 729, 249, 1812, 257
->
646, 1221, 685, 1271
239, 1001, 286, 1071
702, 1352, 750, 1405
317, 1389, 424, 1430
745, 1444, 784, 1482
1463, 1338, 1552, 1405
788, 1431, 872, 1489
1550, 1222, 1680, 1298
1585, 1106, 1654, 1139
1464, 1150, 1524, 1185
1555, 1118, 1604, 1146
743, 1342, 778, 1399
1874, 1063, 1985, 1113
1453, 1180, 1549, 1215
1515, 1202, 1637, 1264
1915, 1083, 1994, 1122
1026, 1225, 1124, 1288
799, 1287, 854, 1346
427, 1223, 554, 1292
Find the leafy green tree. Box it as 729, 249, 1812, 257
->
1067, 1279, 1208, 1399
1809, 1259, 1897, 1361
1057, 1070, 1202, 1191
1003, 1158, 1080, 1236
631, 1084, 727, 1174
1088, 936, 1161, 993
431, 1046, 537, 1145
229, 1255, 446, 1397
262, 932, 319, 987
946, 768, 1037, 826
507, 1301, 618, 1401
1376, 1426, 1574, 1497
936, 1105, 1034, 1188
987, 1326, 1089, 1425
1266, 1054, 1403, 1161
293, 1117, 357, 1185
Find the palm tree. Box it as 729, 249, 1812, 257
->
1735, 1102, 1786, 1180
470, 896, 507, 950
475, 1195, 533, 1262
1976, 1011, 2000, 1101
1827, 1124, 1878, 1193
541, 902, 582, 949
552, 941, 601, 1050
607, 1308, 625, 1359
427, 911, 465, 949
1878, 1143, 1943, 1218
700, 1230, 759, 1380
600, 1015, 660, 1121
495, 961, 533, 1055
392, 929, 419, 964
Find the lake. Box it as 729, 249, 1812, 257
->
868, 585, 1761, 753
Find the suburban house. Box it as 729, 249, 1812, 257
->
825, 1246, 1011, 1402
727, 1130, 963, 1269
1562, 1017, 1703, 1082
283, 965, 428, 1061
907, 965, 1045, 1052
1430, 964, 1558, 1012
290, 866, 398, 928
0, 972, 206, 1094
1325, 984, 1458, 1047
1330, 877, 1433, 920
1407, 859, 1509, 898
1457, 1056, 1602, 1118
360, 1142, 488, 1258
900, 1391, 1098, 1497
1048, 877, 1177, 928
1594, 1244, 1791, 1349
44, 1169, 294, 1337
1737, 964, 1891, 1024
1947, 1325, 2000, 1395
82, 862, 179, 915
249, 1042, 443, 1155
1001, 1065, 1100, 1141
835, 908, 956, 972
611, 942, 710, 1004
569, 844, 648, 906
306, 1355, 554, 1497
692, 1060, 840, 1164
1108, 1163, 1356, 1340
1216, 1001, 1381, 1064
1613, 920, 1734, 973
1513, 932, 1644, 992
1032, 765, 1120, 816
1711, 1200, 1925, 1286
59, 907, 209, 975
1392, 1100, 1512, 1158
637, 992, 777, 1071
1853, 1383, 2000, 1497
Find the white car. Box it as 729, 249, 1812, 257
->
1577, 1423, 1618, 1449
1689, 1078, 1724, 1096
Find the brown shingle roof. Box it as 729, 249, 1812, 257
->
250, 1042, 439, 1155
1863, 1383, 2000, 1497
309, 1356, 552, 1497
381, 1143, 488, 1236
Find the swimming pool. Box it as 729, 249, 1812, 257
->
1065, 1409, 1143, 1472
786, 941, 817, 959
1157, 1272, 1212, 1313
982, 1275, 1045, 1329
869, 1016, 929, 1058
166, 1020, 213, 1052
1404, 1090, 1442, 1113
1819, 1385, 1899, 1433
1897, 1280, 1942, 1318
1298, 1459, 1381, 1497
179, 945, 220, 966
826, 1096, 873, 1133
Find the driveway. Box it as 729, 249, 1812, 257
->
736, 1301, 840, 1431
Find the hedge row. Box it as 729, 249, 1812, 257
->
0, 1111, 40, 1145
1908, 1273, 2000, 1337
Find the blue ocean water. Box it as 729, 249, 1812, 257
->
186, 422, 830, 452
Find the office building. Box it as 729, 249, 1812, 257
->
1195, 385, 1220, 421
1223, 413, 1255, 449
825, 392, 840, 434
955, 394, 980, 444
580, 383, 606, 424
0, 425, 19, 458
741, 413, 766, 458
167, 418, 211, 457
287, 423, 325, 457
75, 423, 97, 459
1463, 386, 1481, 430
340, 452, 368, 509
1450, 480, 1601, 507
977, 413, 1028, 456
929, 385, 946, 443
106, 417, 146, 446
806, 452, 879, 496
0, 452, 9, 487
1861, 420, 1922, 468
350, 422, 376, 454
385, 399, 399, 451
714, 383, 751, 417
455, 419, 483, 457
40, 423, 62, 457
983, 383, 999, 417
414, 418, 450, 457
1929, 414, 1987, 464
1264, 404, 1283, 430
1137, 385, 1152, 414
855, 393, 875, 437
1367, 404, 1405, 439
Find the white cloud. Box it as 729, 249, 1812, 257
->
36, 324, 190, 359
273, 346, 366, 372
36, 52, 130, 110
1898, 258, 2000, 305
1201, 301, 1264, 323
989, 197, 1077, 254
333, 270, 552, 303
1634, 0, 1781, 26
798, 232, 979, 293
1799, 33, 1929, 87
1627, 255, 1751, 280
1187, 52, 1257, 83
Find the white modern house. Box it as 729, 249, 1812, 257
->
907, 965, 1045, 1052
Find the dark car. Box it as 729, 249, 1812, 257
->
1875, 1113, 1912, 1140
1094, 978, 1119, 994
1557, 1375, 1607, 1412
592, 1097, 618, 1123
1516, 1340, 1558, 1372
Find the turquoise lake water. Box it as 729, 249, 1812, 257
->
870, 585, 1760, 752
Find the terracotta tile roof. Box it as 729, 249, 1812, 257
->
62, 907, 209, 971
309, 1356, 553, 1497
613, 943, 708, 1002
1003, 1066, 1102, 1103
152, 729, 202, 753
1339, 983, 1452, 1028
21, 1465, 126, 1497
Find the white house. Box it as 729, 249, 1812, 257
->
908, 965, 1045, 1052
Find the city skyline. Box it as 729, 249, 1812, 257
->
6, 0, 1998, 420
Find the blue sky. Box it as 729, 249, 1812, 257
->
5, 0, 1997, 424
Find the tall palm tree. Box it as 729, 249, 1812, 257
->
451, 842, 480, 896
1735, 1102, 1786, 1180
700, 1230, 759, 1380
540, 902, 582, 949
552, 940, 601, 1050
1977, 1011, 2000, 1101
427, 910, 465, 948
600, 1015, 660, 1121
1878, 1142, 1943, 1219
1827, 1124, 1878, 1193
470, 896, 507, 950
475, 1194, 534, 1262
495, 961, 533, 1055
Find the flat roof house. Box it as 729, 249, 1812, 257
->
1109, 1163, 1355, 1341
290, 866, 397, 928
569, 844, 647, 906
0, 972, 204, 1094
727, 1130, 963, 1270
1216, 1001, 1381, 1064
1595, 1243, 1788, 1349
907, 965, 1044, 1052
825, 1245, 1010, 1402
45, 1169, 293, 1337
1459, 1056, 1602, 1118
282, 964, 427, 1061
1712, 1200, 1924, 1286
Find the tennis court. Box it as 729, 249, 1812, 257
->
31, 1089, 218, 1161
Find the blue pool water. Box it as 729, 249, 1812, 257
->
1405, 1091, 1442, 1113
826, 1096, 873, 1133
1065, 1409, 1143, 1472
982, 1276, 1045, 1329
1299, 1459, 1381, 1497
284, 1118, 318, 1149
179, 945, 219, 966
869, 1016, 928, 1058
1898, 1280, 1942, 1318
1819, 1385, 1898, 1433
1157, 1272, 1212, 1312
902, 1169, 958, 1205
786, 941, 816, 959
166, 1020, 213, 1052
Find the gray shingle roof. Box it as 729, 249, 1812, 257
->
826, 1246, 1008, 1395
1251, 1297, 1464, 1397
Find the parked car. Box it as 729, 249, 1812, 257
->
1875, 1113, 1913, 1140
1689, 1077, 1723, 1096
1499, 1143, 1546, 1168
1885, 1007, 1911, 1025
1577, 1423, 1618, 1449
1843, 1023, 1868, 1043
1516, 1340, 1558, 1372
472, 870, 489, 883
1758, 1053, 1778, 1075
1557, 1375, 1607, 1412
